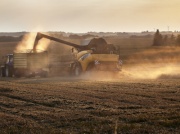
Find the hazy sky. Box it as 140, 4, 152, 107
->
0, 0, 180, 32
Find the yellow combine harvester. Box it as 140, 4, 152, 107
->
33, 33, 122, 76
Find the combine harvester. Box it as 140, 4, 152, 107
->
0, 32, 122, 77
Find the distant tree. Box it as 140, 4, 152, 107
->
170, 34, 175, 45
153, 29, 163, 46
69, 34, 82, 39
176, 34, 180, 45
162, 35, 168, 45
82, 34, 96, 39
0, 35, 23, 42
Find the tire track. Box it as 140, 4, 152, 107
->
0, 93, 57, 108
124, 93, 155, 98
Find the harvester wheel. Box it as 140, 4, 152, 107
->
74, 64, 82, 76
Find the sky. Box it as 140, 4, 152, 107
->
0, 0, 180, 33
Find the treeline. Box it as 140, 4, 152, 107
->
153, 29, 180, 46
130, 34, 153, 38
0, 34, 96, 42
0, 35, 23, 42
69, 34, 97, 39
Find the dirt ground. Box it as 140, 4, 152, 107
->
0, 74, 180, 134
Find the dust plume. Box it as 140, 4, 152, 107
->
36, 36, 50, 51
15, 32, 36, 52
123, 46, 180, 79
77, 71, 122, 81
15, 32, 50, 52
122, 63, 180, 79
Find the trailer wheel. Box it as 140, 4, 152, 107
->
74, 64, 82, 76
1, 67, 5, 77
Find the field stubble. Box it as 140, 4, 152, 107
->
0, 76, 180, 133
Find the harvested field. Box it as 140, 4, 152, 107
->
0, 76, 180, 133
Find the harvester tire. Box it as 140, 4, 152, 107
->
74, 64, 82, 76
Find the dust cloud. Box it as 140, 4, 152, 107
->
15, 32, 50, 52
122, 63, 180, 79
79, 71, 122, 81
122, 46, 180, 79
